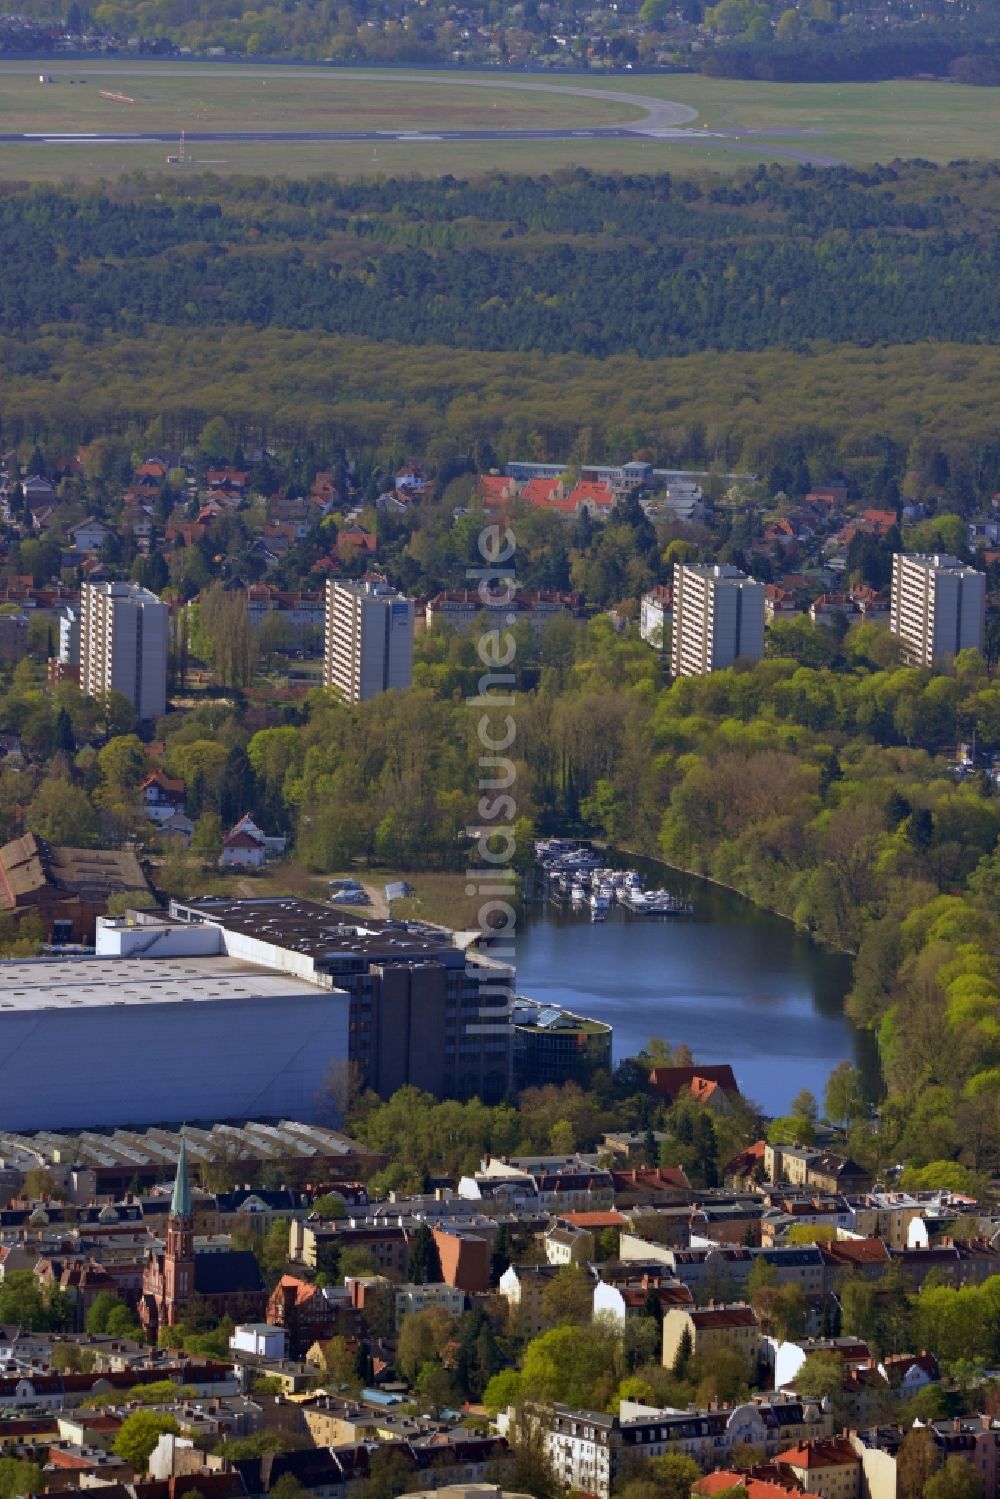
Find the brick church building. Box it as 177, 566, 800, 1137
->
141, 1137, 267, 1340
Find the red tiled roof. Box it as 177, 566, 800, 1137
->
697, 1475, 820, 1499
519, 478, 561, 505
649, 1065, 739, 1101
819, 1238, 889, 1267
566, 481, 614, 508
223, 831, 262, 850
777, 1440, 859, 1470
141, 770, 184, 796
862, 509, 897, 529
689, 1305, 757, 1329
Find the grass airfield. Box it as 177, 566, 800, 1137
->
0, 61, 999, 179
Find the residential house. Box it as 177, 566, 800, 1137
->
818, 1239, 891, 1286
544, 1224, 594, 1266
764, 1146, 871, 1196
289, 1220, 409, 1279
478, 475, 517, 510
805, 487, 848, 510
140, 771, 186, 826
593, 1276, 694, 1324
889, 1240, 1000, 1289
878, 1351, 940, 1396
70, 517, 116, 555
640, 584, 672, 646
772, 1336, 874, 1394
724, 1143, 768, 1189
158, 813, 195, 847
22, 476, 56, 507
563, 480, 615, 516
336, 525, 377, 561
389, 1281, 465, 1329
219, 814, 286, 869
765, 586, 801, 623
648, 1065, 741, 1110
806, 1156, 872, 1196
425, 589, 585, 640
207, 468, 248, 497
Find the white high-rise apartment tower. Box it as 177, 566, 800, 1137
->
671, 563, 765, 677
890, 553, 986, 666
324, 578, 413, 703
80, 581, 168, 721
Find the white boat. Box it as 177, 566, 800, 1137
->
570, 882, 586, 904
590, 889, 611, 913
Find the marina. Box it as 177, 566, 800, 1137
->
535, 838, 694, 920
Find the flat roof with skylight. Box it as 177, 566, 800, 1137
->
0, 956, 331, 1011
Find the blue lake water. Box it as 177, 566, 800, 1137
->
512, 862, 872, 1115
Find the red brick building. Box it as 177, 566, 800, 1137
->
141, 1139, 266, 1340
0, 833, 152, 944
267, 1274, 363, 1358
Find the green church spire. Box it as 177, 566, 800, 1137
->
171, 1133, 192, 1219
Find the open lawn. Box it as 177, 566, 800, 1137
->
573, 73, 1000, 164
1, 60, 1000, 179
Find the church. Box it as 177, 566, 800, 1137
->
141, 1137, 268, 1340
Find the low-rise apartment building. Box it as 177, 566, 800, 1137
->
662, 1303, 760, 1373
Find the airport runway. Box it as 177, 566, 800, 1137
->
0, 62, 844, 163
2, 125, 843, 163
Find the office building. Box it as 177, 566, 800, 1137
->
80, 581, 168, 720
167, 896, 514, 1102
511, 999, 612, 1088
890, 553, 986, 666
671, 564, 765, 676
324, 577, 413, 702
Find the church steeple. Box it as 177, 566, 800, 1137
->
163, 1131, 195, 1325
171, 1133, 192, 1219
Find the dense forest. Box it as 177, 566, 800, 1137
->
703, 21, 1000, 82
9, 163, 1000, 486
10, 164, 1000, 359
